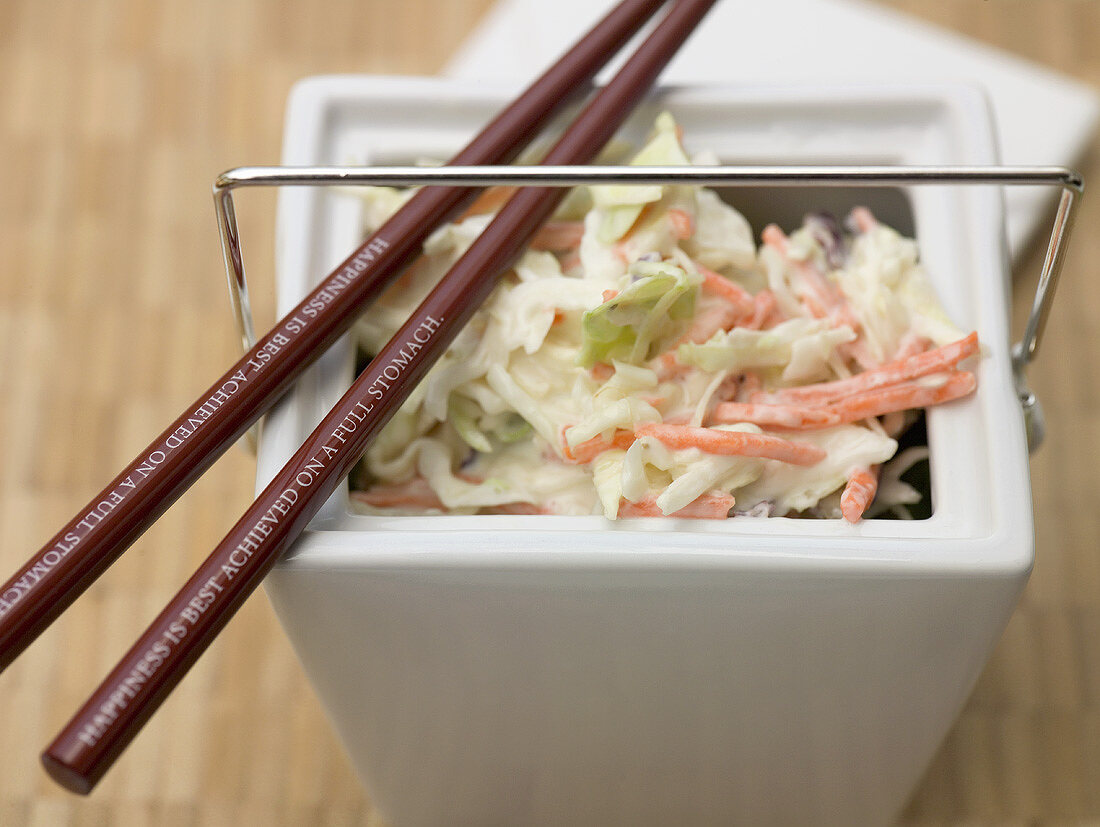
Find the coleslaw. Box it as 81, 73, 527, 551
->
347, 113, 979, 522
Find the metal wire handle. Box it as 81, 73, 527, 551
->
213, 164, 1083, 451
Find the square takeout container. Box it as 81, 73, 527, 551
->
258, 76, 1032, 826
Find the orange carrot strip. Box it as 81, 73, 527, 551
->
618, 491, 735, 519
559, 251, 582, 272
840, 337, 882, 372
881, 411, 908, 438
710, 402, 841, 430
892, 332, 931, 361
462, 186, 516, 217
589, 362, 614, 381
828, 371, 977, 424
482, 502, 548, 515
661, 413, 692, 425
654, 351, 690, 381
850, 206, 878, 233
763, 223, 861, 335
841, 466, 878, 523
678, 300, 743, 345
384, 254, 432, 295
697, 264, 755, 317
668, 208, 695, 240
801, 293, 828, 320
561, 427, 636, 464
351, 478, 444, 510
755, 332, 979, 406
602, 288, 619, 303
714, 373, 741, 402
636, 423, 825, 466
737, 371, 762, 400
743, 289, 779, 330
761, 223, 789, 252
762, 224, 841, 313
530, 220, 586, 252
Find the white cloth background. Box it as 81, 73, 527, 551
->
445, 0, 1099, 260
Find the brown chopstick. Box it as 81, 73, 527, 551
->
41, 0, 717, 794
0, 0, 667, 675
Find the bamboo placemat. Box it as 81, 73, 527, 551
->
0, 1, 1097, 824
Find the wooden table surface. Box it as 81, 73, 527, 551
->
1, 1, 1098, 824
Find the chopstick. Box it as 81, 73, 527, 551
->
0, 0, 667, 675
42, 0, 717, 794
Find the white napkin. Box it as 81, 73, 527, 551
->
445, 0, 1099, 260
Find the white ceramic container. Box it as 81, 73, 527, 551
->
258, 77, 1032, 826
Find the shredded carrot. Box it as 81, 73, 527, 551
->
840, 337, 882, 372
737, 371, 762, 400
655, 351, 690, 381
830, 304, 861, 330
551, 309, 565, 326
530, 220, 586, 252
482, 502, 547, 515
761, 223, 787, 251
385, 255, 431, 295
762, 224, 838, 309
714, 373, 741, 402
892, 332, 931, 361
697, 263, 754, 317
709, 402, 841, 430
636, 423, 826, 466
618, 491, 734, 519
755, 332, 979, 406
668, 208, 695, 240
602, 288, 619, 303
678, 300, 743, 345
850, 206, 878, 234
743, 289, 780, 330
828, 370, 977, 424
762, 223, 859, 333
561, 427, 636, 464
559, 251, 582, 272
881, 411, 908, 438
659, 413, 691, 425
801, 294, 830, 320
590, 362, 615, 381
351, 478, 444, 510
462, 186, 516, 217
841, 466, 878, 523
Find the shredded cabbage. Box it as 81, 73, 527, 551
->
677, 319, 854, 379
591, 111, 690, 243
578, 261, 698, 368
348, 113, 977, 523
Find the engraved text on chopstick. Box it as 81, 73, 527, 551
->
70, 306, 447, 751
360, 314, 444, 410
1, 237, 395, 621
300, 238, 392, 322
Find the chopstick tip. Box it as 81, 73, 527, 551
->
41, 751, 95, 796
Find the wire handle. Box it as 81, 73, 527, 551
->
214, 164, 1083, 450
